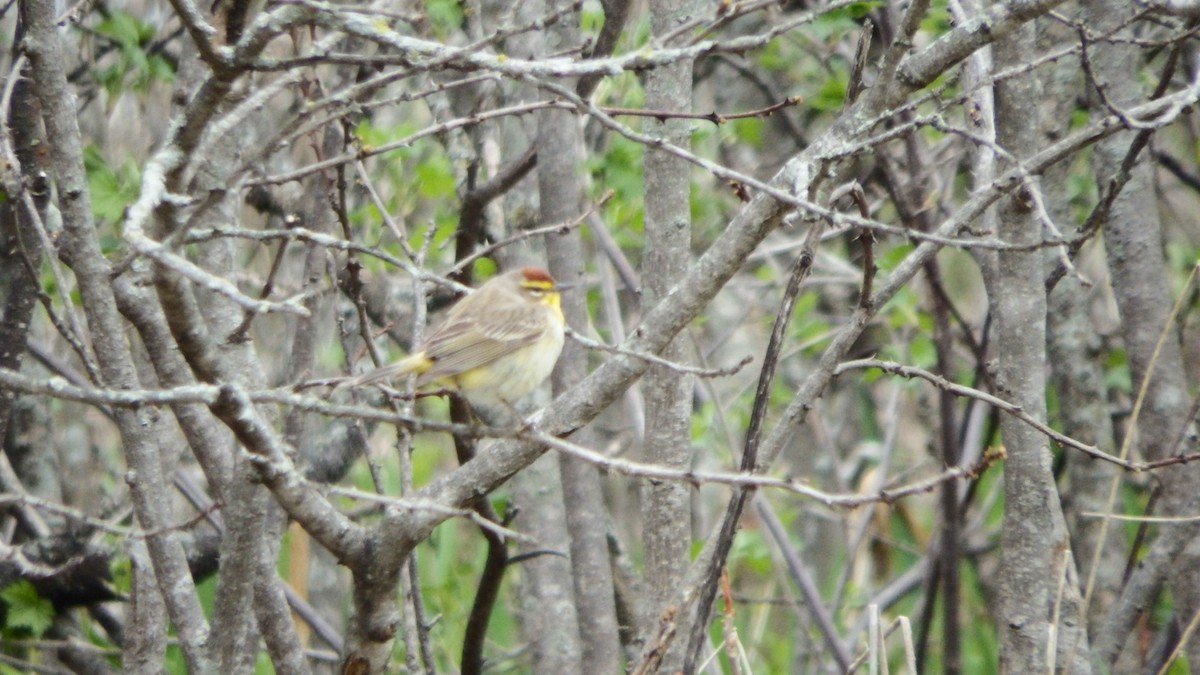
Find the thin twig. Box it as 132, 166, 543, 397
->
600, 96, 801, 125
447, 190, 612, 276
326, 487, 533, 543
1155, 601, 1200, 675
684, 214, 830, 672
830, 181, 875, 308
566, 326, 751, 378
845, 20, 873, 106
254, 101, 565, 186
586, 212, 641, 290
630, 605, 679, 675
757, 496, 853, 668
1080, 512, 1200, 523
834, 358, 1200, 472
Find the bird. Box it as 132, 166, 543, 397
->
352, 266, 566, 411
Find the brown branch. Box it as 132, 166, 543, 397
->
460, 489, 509, 675
207, 385, 368, 561
11, 360, 1198, 478
834, 358, 1200, 472
630, 605, 678, 675
831, 181, 875, 309
454, 147, 539, 284
684, 213, 828, 672
535, 426, 1005, 507
254, 101, 564, 187
0, 360, 1014, 509
845, 19, 874, 106
600, 95, 802, 125
1155, 150, 1200, 193
576, 0, 633, 97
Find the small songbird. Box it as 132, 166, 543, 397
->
353, 267, 565, 410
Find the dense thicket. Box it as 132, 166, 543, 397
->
0, 1, 1198, 672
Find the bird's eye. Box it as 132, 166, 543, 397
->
526, 288, 545, 297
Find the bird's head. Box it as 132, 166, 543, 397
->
516, 267, 562, 310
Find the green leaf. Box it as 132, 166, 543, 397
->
425, 0, 464, 37
919, 3, 952, 35
878, 243, 915, 271
90, 11, 175, 94
95, 11, 148, 47
908, 331, 936, 369
83, 145, 141, 225
109, 557, 132, 595
809, 76, 848, 112
415, 154, 455, 199
148, 54, 175, 82
728, 117, 765, 148
1, 580, 54, 636
729, 529, 773, 576
1104, 347, 1131, 393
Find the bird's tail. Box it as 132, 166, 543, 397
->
350, 352, 431, 387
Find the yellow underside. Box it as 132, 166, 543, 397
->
444, 332, 563, 408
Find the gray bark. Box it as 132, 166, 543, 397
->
499, 1, 584, 672
641, 0, 701, 670
21, 1, 214, 670
1086, 0, 1200, 667
539, 0, 624, 667
0, 49, 46, 451
1037, 15, 1125, 632
124, 542, 168, 674
991, 15, 1091, 673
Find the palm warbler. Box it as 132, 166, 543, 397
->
353, 267, 565, 409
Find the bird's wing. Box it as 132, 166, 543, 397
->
418, 301, 548, 382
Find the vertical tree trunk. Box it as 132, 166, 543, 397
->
540, 17, 625, 672
0, 48, 45, 449
991, 14, 1092, 673
1037, 23, 1125, 634
641, 0, 701, 669
1085, 0, 1200, 667
21, 1, 214, 670
511, 2, 585, 673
